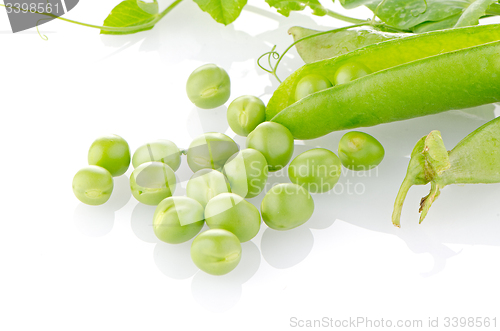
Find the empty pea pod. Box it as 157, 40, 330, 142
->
392, 116, 500, 227
267, 24, 500, 139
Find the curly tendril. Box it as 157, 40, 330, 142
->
257, 23, 369, 83
36, 18, 51, 41
257, 45, 281, 82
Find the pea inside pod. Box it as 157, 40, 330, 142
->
267, 24, 500, 139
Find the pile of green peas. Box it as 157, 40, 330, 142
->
72, 63, 385, 276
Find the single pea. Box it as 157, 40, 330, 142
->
223, 148, 268, 198
288, 148, 342, 193
186, 169, 231, 208
153, 196, 205, 244
132, 139, 182, 171
186, 132, 239, 172
186, 63, 231, 109
261, 183, 314, 230
333, 62, 371, 85
88, 134, 130, 177
294, 74, 332, 102
130, 162, 176, 205
72, 165, 114, 205
227, 95, 266, 136
205, 193, 261, 242
191, 229, 242, 275
338, 131, 385, 171
246, 122, 294, 172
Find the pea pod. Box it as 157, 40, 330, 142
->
289, 26, 408, 64
267, 24, 500, 139
392, 116, 500, 227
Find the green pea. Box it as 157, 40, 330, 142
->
153, 196, 205, 244
288, 148, 342, 193
186, 169, 231, 208
227, 95, 266, 136
132, 139, 181, 171
191, 229, 242, 275
246, 122, 294, 172
205, 193, 261, 242
338, 131, 385, 171
261, 183, 314, 230
130, 162, 176, 205
88, 134, 130, 177
72, 165, 114, 205
186, 63, 231, 109
333, 62, 371, 85
186, 132, 239, 173
223, 148, 268, 198
294, 74, 332, 101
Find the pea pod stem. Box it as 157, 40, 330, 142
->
392, 116, 500, 227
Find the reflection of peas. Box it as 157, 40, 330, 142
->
338, 131, 385, 171
72, 165, 114, 205
191, 229, 242, 275
153, 197, 204, 244
88, 134, 130, 177
130, 162, 176, 205
186, 64, 231, 109
294, 74, 332, 101
333, 62, 371, 85
288, 148, 342, 193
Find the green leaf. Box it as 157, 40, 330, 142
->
193, 0, 247, 25
367, 0, 477, 30
101, 0, 159, 35
455, 0, 497, 27
411, 13, 462, 32
339, 0, 381, 9
265, 0, 327, 17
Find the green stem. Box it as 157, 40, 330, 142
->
391, 177, 413, 228
324, 9, 368, 24
1, 0, 183, 33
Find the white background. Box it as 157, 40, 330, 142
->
1, 1, 500, 330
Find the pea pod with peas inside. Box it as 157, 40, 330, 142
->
392, 115, 500, 228
267, 24, 500, 140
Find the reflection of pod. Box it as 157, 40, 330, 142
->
393, 116, 500, 227
267, 24, 500, 139
6, 0, 79, 33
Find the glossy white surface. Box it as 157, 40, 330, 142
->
1, 1, 500, 330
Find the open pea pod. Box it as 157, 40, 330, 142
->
392, 115, 500, 227
267, 24, 500, 140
